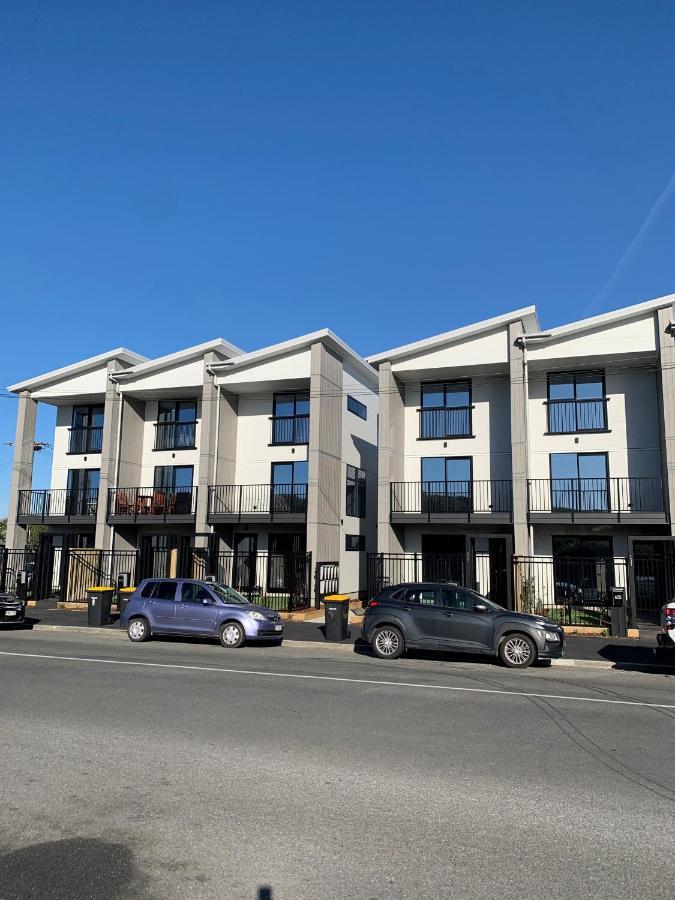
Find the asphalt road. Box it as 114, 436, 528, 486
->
0, 630, 673, 900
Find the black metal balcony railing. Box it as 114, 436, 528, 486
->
390, 481, 512, 516
68, 426, 103, 454
546, 398, 608, 434
528, 477, 666, 514
154, 421, 197, 451
18, 489, 99, 520
270, 415, 310, 445
209, 484, 308, 519
418, 406, 472, 440
108, 486, 197, 520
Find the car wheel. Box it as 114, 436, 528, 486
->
371, 625, 404, 660
499, 633, 536, 668
127, 617, 150, 643
220, 621, 245, 648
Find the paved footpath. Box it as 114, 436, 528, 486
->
0, 628, 674, 899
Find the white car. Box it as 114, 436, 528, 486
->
656, 601, 675, 656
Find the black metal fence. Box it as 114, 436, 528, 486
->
528, 477, 665, 514
390, 481, 512, 515
18, 489, 99, 520
68, 426, 103, 454
0, 548, 38, 599
208, 483, 308, 518
108, 486, 197, 519
512, 556, 633, 627
418, 406, 472, 439
270, 415, 310, 445
153, 421, 197, 450
61, 549, 139, 603
546, 398, 608, 434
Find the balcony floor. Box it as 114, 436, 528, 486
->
390, 511, 512, 525
528, 511, 669, 526
107, 513, 196, 526
208, 512, 307, 525
17, 514, 97, 526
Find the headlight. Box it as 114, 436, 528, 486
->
247, 611, 265, 621
544, 631, 560, 642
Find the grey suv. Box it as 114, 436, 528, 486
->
362, 583, 564, 668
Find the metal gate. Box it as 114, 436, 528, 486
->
632, 554, 674, 623
0, 548, 38, 600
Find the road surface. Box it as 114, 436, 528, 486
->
0, 628, 673, 899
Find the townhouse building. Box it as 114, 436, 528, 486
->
369, 295, 675, 627
4, 331, 377, 606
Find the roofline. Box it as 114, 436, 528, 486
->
367, 306, 540, 365
208, 329, 378, 388
7, 348, 148, 393
520, 293, 675, 343
112, 338, 245, 382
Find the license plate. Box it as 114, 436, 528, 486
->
274, 624, 282, 631
4, 610, 18, 617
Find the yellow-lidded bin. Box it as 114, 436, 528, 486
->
321, 594, 350, 641
86, 586, 115, 627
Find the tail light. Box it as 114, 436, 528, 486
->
665, 606, 675, 623
368, 600, 379, 608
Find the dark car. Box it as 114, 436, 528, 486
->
0, 592, 26, 626
362, 582, 565, 668
120, 578, 284, 648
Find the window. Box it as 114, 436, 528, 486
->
271, 461, 308, 512
180, 583, 214, 603
154, 581, 177, 601
442, 587, 476, 610
272, 392, 310, 444
345, 534, 365, 551
419, 381, 472, 439
141, 581, 159, 598
346, 465, 366, 517
403, 587, 440, 605
421, 457, 472, 512
547, 373, 606, 433
347, 395, 367, 420
153, 466, 194, 514
69, 405, 104, 453
153, 465, 194, 490
550, 453, 608, 511
155, 400, 197, 450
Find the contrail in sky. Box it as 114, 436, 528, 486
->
583, 165, 675, 317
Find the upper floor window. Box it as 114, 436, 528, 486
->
550, 452, 608, 512
346, 464, 366, 518
155, 400, 197, 450
419, 381, 472, 439
271, 392, 310, 445
421, 456, 472, 512
69, 405, 104, 454
271, 460, 308, 513
547, 373, 607, 433
347, 395, 367, 420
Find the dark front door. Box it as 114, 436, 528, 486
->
488, 538, 508, 608
233, 534, 257, 595
421, 534, 466, 583
268, 533, 306, 593
439, 586, 494, 650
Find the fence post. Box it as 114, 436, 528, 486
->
414, 552, 420, 582
168, 548, 178, 578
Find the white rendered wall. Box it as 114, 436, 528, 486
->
49, 405, 106, 491
137, 398, 202, 487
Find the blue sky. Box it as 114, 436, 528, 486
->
2, 0, 675, 515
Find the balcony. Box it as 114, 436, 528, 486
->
390, 480, 512, 524
68, 426, 103, 454
17, 489, 98, 524
208, 484, 308, 523
418, 407, 473, 440
270, 415, 309, 446
546, 398, 608, 434
527, 477, 667, 524
107, 486, 197, 523
154, 420, 197, 451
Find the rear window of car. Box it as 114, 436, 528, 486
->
375, 588, 404, 602
403, 588, 440, 606
140, 581, 159, 598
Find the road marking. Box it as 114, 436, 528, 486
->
0, 649, 673, 709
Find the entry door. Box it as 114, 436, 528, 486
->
438, 586, 494, 651
488, 539, 508, 607
268, 533, 306, 592
233, 534, 257, 594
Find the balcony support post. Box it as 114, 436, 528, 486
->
6, 391, 38, 550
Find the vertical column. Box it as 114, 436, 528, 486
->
5, 391, 38, 550
194, 354, 239, 550
307, 342, 343, 577
377, 362, 405, 554
95, 360, 123, 548
509, 320, 530, 557
657, 305, 675, 535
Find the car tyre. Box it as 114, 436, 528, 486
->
219, 621, 245, 648
499, 633, 536, 669
127, 617, 150, 643
371, 625, 405, 660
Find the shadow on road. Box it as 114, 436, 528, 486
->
0, 837, 150, 899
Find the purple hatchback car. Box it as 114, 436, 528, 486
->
120, 578, 284, 648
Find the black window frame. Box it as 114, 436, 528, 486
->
549, 452, 610, 512
347, 395, 367, 420
154, 400, 198, 450
419, 381, 473, 439
546, 371, 607, 434
345, 534, 365, 551
69, 404, 104, 454
346, 464, 366, 518
420, 456, 473, 513
271, 392, 310, 446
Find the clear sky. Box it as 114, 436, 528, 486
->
2, 0, 675, 515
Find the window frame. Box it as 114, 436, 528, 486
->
549, 452, 610, 512
346, 464, 367, 518
546, 371, 608, 434
347, 395, 367, 420
345, 534, 365, 551
418, 380, 473, 439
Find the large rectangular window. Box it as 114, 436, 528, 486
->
271, 461, 308, 513
69, 405, 104, 454
346, 465, 366, 518
271, 392, 310, 445
421, 457, 472, 512
419, 381, 472, 439
66, 468, 100, 516
550, 453, 608, 511
155, 400, 197, 450
153, 465, 194, 514
547, 372, 606, 433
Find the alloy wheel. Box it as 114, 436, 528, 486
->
503, 636, 532, 666
375, 628, 400, 657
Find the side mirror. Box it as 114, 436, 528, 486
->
473, 603, 488, 613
